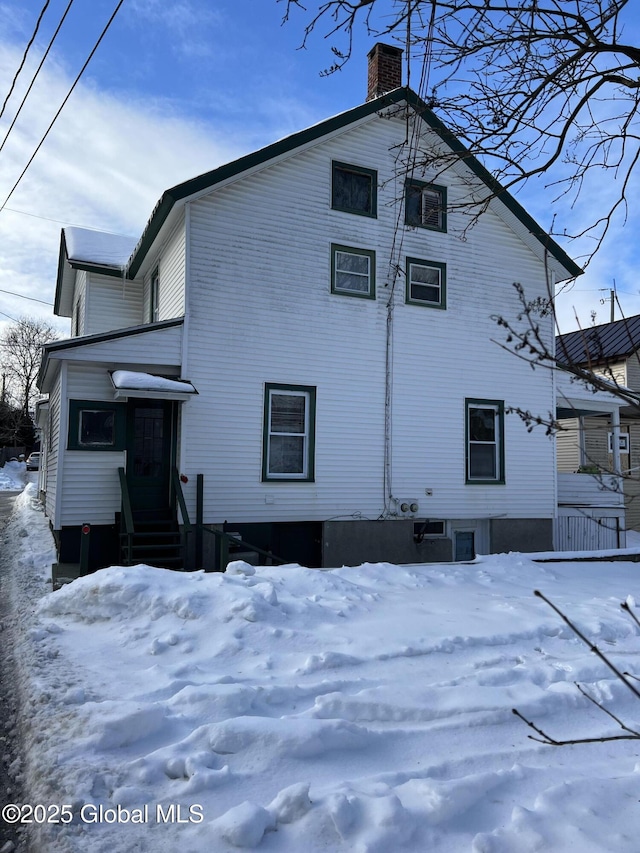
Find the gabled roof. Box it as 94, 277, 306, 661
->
54, 86, 582, 315
557, 315, 640, 366
126, 87, 581, 280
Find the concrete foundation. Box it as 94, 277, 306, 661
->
489, 518, 553, 554
322, 519, 452, 567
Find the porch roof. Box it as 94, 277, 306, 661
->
555, 368, 626, 418
37, 319, 184, 393
110, 370, 197, 401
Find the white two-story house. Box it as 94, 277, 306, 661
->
37, 44, 585, 572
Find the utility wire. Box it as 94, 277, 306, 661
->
0, 0, 77, 157
0, 288, 53, 306
0, 0, 126, 215
5, 205, 130, 234
0, 0, 51, 123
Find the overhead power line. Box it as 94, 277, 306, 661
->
0, 1, 51, 123
0, 0, 77, 158
0, 0, 126, 216
0, 287, 53, 306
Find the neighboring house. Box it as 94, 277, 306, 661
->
557, 316, 640, 530
38, 44, 592, 572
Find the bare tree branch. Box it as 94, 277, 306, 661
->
282, 0, 640, 266
513, 591, 640, 746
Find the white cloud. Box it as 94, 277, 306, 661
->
0, 39, 317, 336
125, 0, 224, 59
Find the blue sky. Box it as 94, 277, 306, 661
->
0, 0, 638, 337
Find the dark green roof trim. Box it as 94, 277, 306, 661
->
127, 89, 411, 278
68, 261, 124, 278
407, 92, 582, 278
54, 233, 68, 315
44, 317, 183, 354
126, 86, 581, 280
38, 318, 184, 387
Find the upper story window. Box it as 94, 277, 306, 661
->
149, 268, 160, 323
466, 399, 505, 484
331, 244, 376, 299
406, 257, 446, 309
262, 384, 316, 481
332, 161, 377, 218
405, 180, 447, 231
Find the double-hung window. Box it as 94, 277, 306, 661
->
332, 161, 377, 218
406, 257, 446, 309
263, 384, 316, 481
405, 179, 447, 231
466, 399, 505, 483
331, 244, 375, 299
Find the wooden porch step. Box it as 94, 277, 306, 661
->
130, 543, 183, 553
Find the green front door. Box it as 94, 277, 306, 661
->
126, 400, 175, 516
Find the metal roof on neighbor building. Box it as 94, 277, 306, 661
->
557, 315, 640, 365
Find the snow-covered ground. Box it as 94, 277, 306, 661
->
0, 460, 26, 491
5, 485, 640, 852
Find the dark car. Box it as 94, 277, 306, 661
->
26, 452, 40, 471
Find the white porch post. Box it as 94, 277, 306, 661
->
611, 406, 621, 475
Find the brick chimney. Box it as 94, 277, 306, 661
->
367, 43, 403, 101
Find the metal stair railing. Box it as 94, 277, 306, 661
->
202, 526, 287, 572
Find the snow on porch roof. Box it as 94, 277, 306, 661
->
110, 370, 198, 400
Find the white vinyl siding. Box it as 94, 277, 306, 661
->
47, 322, 184, 371
59, 364, 124, 527
72, 271, 87, 336
181, 111, 557, 524
625, 355, 640, 391
143, 218, 186, 322
44, 378, 62, 523
51, 323, 184, 528
594, 361, 627, 389
556, 417, 582, 472
82, 273, 143, 335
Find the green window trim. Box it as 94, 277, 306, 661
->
331, 244, 376, 300
465, 398, 505, 485
331, 161, 378, 218
405, 179, 447, 232
262, 383, 316, 482
67, 400, 126, 451
405, 257, 447, 309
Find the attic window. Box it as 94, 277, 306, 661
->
405, 180, 447, 232
332, 161, 377, 218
